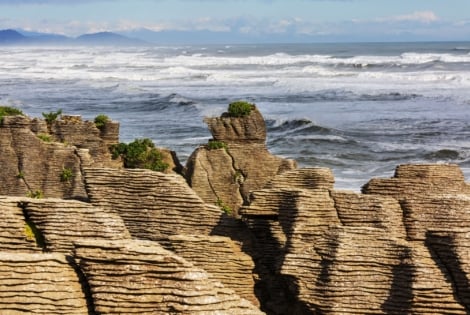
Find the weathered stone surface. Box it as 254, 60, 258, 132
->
362, 163, 470, 199
186, 108, 296, 214
22, 198, 131, 253
401, 194, 470, 241
50, 114, 120, 168
84, 167, 224, 239
0, 197, 41, 252
0, 252, 89, 314
204, 107, 267, 143
0, 115, 87, 199
263, 167, 335, 191
331, 191, 407, 238
74, 239, 264, 314
163, 234, 259, 307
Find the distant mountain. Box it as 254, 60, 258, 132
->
17, 29, 70, 43
75, 32, 146, 46
0, 29, 146, 46
0, 29, 27, 44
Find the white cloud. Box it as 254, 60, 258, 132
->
378, 11, 439, 24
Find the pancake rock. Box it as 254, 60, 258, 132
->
240, 165, 470, 314
162, 234, 259, 307
186, 106, 296, 215
49, 114, 120, 167
74, 239, 264, 314
84, 167, 224, 239
0, 252, 89, 314
21, 198, 131, 253
0, 197, 42, 252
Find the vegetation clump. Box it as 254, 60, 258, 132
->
216, 199, 232, 215
110, 138, 169, 172
37, 133, 52, 142
207, 140, 228, 150
0, 106, 24, 122
94, 114, 110, 130
227, 101, 255, 117
42, 109, 62, 125
60, 167, 74, 182
24, 221, 46, 248
27, 190, 44, 199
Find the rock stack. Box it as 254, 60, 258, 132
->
186, 106, 296, 214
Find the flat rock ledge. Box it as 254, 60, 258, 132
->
0, 252, 89, 314
74, 239, 264, 315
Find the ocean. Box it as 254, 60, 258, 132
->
1, 42, 470, 190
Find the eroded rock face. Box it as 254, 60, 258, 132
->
84, 167, 225, 239
186, 107, 296, 214
0, 114, 124, 200
74, 239, 264, 315
0, 252, 89, 314
240, 164, 470, 314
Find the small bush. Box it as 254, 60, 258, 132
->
216, 199, 232, 215
207, 140, 227, 150
227, 101, 255, 117
0, 106, 24, 122
42, 109, 62, 125
110, 138, 169, 172
94, 114, 110, 130
24, 221, 46, 248
60, 167, 74, 182
27, 190, 44, 199
37, 133, 52, 142
17, 171, 25, 179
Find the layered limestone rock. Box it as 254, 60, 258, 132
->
49, 114, 120, 167
21, 198, 131, 253
0, 114, 124, 199
162, 234, 259, 306
0, 197, 42, 252
0, 115, 88, 199
0, 252, 89, 314
186, 106, 296, 215
240, 164, 470, 314
240, 168, 339, 314
362, 163, 470, 198
74, 239, 264, 314
331, 191, 407, 238
84, 167, 224, 239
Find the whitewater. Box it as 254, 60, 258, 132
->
1, 42, 470, 190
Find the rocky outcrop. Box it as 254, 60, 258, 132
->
0, 252, 89, 314
3, 109, 470, 314
74, 239, 264, 314
0, 114, 123, 199
84, 167, 225, 239
186, 107, 296, 215
0, 197, 42, 252
239, 164, 470, 314
21, 198, 131, 253
50, 114, 120, 167
362, 163, 470, 198
161, 234, 259, 307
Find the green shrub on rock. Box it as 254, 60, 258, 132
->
42, 109, 62, 125
60, 167, 74, 182
0, 106, 24, 122
94, 114, 110, 130
227, 101, 255, 117
110, 138, 169, 172
207, 140, 228, 150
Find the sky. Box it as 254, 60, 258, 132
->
0, 0, 470, 43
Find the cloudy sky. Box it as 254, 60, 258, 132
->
1, 0, 470, 42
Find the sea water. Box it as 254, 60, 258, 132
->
1, 42, 470, 190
